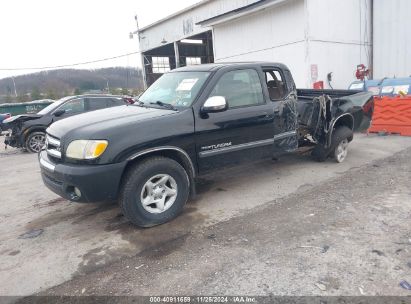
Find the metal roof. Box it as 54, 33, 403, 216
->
196, 0, 288, 27
139, 0, 212, 32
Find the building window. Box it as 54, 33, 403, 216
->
152, 57, 170, 73
186, 57, 201, 66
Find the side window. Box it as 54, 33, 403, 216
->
210, 69, 264, 108
109, 98, 126, 107
59, 98, 85, 114
86, 98, 110, 111
264, 69, 288, 100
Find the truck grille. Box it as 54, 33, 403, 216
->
46, 134, 61, 160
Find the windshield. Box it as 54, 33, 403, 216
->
139, 71, 210, 108
37, 96, 72, 115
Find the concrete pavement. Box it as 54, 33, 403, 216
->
0, 134, 411, 296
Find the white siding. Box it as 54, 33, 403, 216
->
213, 0, 306, 85
373, 0, 411, 78
306, 0, 372, 88
139, 0, 260, 52
141, 0, 381, 88
308, 41, 371, 89
212, 0, 372, 88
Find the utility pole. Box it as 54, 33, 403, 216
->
11, 77, 17, 97
133, 15, 147, 90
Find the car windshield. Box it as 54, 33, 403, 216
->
139, 71, 211, 108
37, 96, 72, 115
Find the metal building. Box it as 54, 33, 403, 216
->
373, 0, 411, 79
138, 0, 408, 89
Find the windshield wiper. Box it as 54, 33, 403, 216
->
133, 99, 145, 107
149, 101, 178, 111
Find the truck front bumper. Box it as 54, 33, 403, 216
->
39, 150, 127, 203
4, 133, 22, 148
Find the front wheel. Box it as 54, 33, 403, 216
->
25, 131, 46, 153
119, 156, 190, 227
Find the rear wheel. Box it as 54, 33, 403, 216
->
311, 144, 329, 162
312, 126, 353, 163
331, 126, 353, 163
25, 131, 46, 153
119, 156, 190, 227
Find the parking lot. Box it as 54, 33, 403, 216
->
1, 133, 411, 297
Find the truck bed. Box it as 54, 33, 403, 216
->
297, 89, 362, 100
295, 89, 374, 147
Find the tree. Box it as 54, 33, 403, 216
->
131, 88, 143, 97
46, 89, 57, 100
17, 94, 29, 102
121, 88, 129, 95
31, 87, 41, 100
74, 88, 81, 95
5, 93, 13, 103
79, 81, 97, 91
110, 88, 122, 95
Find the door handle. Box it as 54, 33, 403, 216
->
259, 112, 271, 119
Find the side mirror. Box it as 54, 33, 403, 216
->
201, 96, 228, 113
53, 109, 66, 117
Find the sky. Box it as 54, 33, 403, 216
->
0, 0, 200, 80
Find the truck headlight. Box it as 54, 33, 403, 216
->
66, 140, 108, 160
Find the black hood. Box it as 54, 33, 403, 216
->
47, 105, 177, 139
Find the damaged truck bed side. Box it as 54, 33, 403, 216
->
296, 89, 373, 161
39, 62, 373, 227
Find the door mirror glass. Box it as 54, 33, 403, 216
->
202, 96, 228, 113
53, 109, 66, 117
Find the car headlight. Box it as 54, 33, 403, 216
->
66, 140, 108, 160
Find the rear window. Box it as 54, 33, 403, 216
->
87, 98, 110, 111
349, 82, 364, 90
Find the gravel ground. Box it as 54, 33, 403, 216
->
32, 147, 411, 298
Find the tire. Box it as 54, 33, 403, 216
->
25, 131, 46, 153
311, 144, 329, 162
331, 126, 353, 163
119, 156, 190, 227
312, 126, 353, 163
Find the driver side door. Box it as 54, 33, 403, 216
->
194, 68, 275, 172
52, 98, 85, 122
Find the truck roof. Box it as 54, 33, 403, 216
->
171, 62, 289, 72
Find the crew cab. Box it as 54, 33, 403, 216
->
39, 63, 374, 227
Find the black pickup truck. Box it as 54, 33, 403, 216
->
39, 62, 373, 227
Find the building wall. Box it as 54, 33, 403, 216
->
213, 0, 307, 86
373, 0, 411, 79
306, 0, 372, 88
212, 0, 371, 89
139, 0, 260, 52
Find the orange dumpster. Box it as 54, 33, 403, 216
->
368, 96, 411, 136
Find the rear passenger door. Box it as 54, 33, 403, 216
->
263, 67, 298, 153
195, 68, 275, 172
85, 97, 110, 111
85, 97, 126, 111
